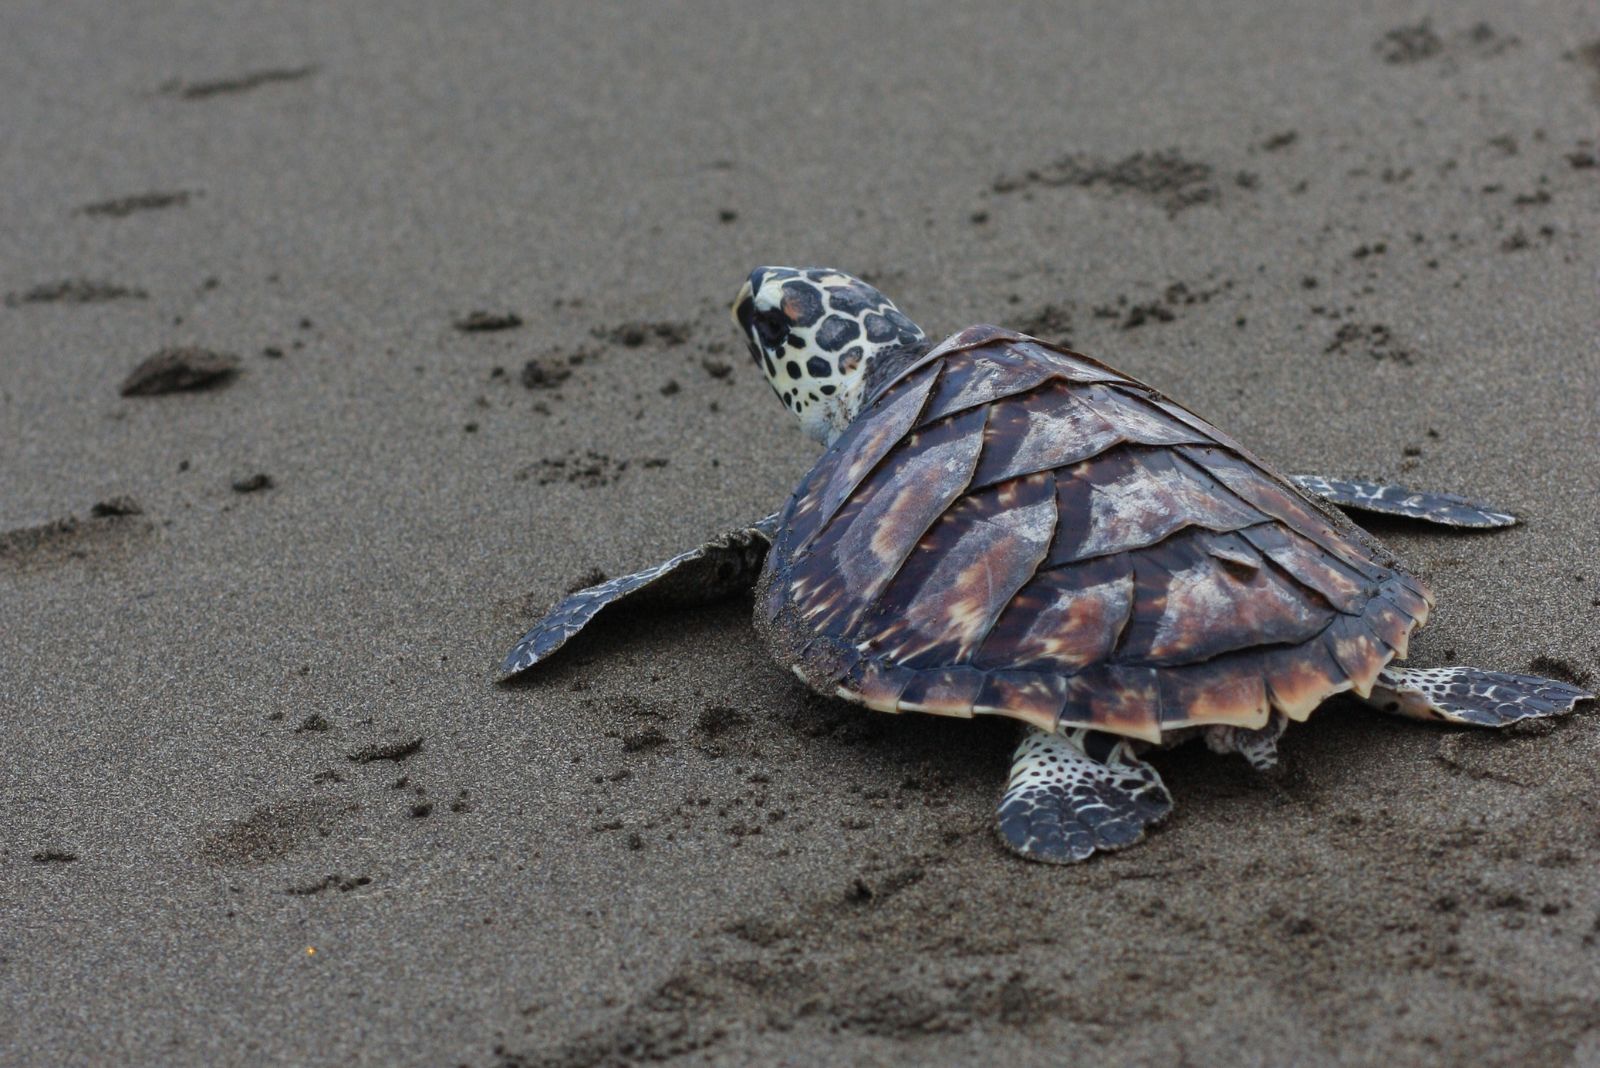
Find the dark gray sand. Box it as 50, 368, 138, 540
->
4, 3, 1599, 1065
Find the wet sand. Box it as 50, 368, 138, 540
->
3, 3, 1599, 1065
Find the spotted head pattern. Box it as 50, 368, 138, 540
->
731, 267, 928, 443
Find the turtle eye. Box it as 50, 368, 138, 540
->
753, 308, 789, 350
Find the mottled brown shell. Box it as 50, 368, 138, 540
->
755, 325, 1433, 743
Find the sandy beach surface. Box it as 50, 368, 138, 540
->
4, 2, 1599, 1065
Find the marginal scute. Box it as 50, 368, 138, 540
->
1061, 665, 1163, 741
757, 328, 1431, 743
1323, 616, 1389, 699
1364, 591, 1417, 660
839, 657, 913, 713
1386, 576, 1433, 625
973, 670, 1069, 732
787, 631, 858, 695
1262, 641, 1352, 721
1159, 655, 1273, 730
896, 665, 985, 717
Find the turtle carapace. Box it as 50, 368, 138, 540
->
500, 267, 1589, 864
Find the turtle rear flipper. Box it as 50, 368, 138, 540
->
1366, 666, 1594, 726
996, 728, 1172, 864
497, 513, 779, 679
1288, 474, 1518, 529
1203, 712, 1289, 771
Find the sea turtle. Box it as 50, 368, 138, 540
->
500, 267, 1592, 864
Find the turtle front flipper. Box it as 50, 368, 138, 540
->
1288, 474, 1518, 529
497, 513, 780, 680
1364, 666, 1594, 726
995, 728, 1172, 864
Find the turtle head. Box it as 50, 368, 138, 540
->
732, 267, 928, 444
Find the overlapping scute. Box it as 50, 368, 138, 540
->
756, 326, 1433, 743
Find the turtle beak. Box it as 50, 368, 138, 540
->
731, 280, 756, 335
